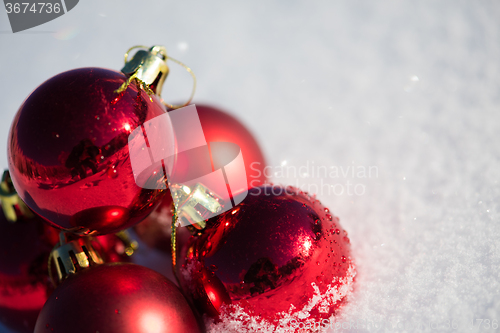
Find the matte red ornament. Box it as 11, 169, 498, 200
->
34, 263, 202, 333
0, 206, 58, 333
176, 185, 355, 331
7, 68, 171, 235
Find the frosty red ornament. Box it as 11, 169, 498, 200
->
35, 263, 202, 333
176, 185, 355, 330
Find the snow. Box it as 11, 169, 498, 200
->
1, 1, 499, 332
206, 263, 356, 333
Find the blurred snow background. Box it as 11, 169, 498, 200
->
1, 1, 499, 332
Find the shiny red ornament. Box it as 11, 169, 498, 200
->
0, 204, 136, 333
7, 68, 171, 235
134, 105, 268, 252
34, 263, 202, 333
176, 185, 355, 331
0, 207, 58, 333
168, 104, 267, 190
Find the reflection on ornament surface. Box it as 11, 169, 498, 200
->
7, 68, 171, 234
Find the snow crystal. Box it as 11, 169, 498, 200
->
206, 263, 356, 333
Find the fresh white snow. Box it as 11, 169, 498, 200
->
1, 2, 499, 332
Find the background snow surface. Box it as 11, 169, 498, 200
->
1, 1, 499, 332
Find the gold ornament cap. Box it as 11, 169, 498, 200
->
171, 183, 224, 230
120, 45, 169, 96
49, 232, 104, 286
116, 44, 196, 109
0, 170, 34, 222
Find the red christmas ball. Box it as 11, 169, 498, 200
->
34, 263, 202, 333
7, 68, 171, 235
0, 206, 58, 333
168, 104, 267, 190
0, 203, 136, 332
134, 105, 268, 252
176, 185, 355, 331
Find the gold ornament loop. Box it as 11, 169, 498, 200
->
162, 55, 197, 110
123, 45, 150, 64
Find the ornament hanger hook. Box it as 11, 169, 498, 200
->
162, 55, 197, 110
